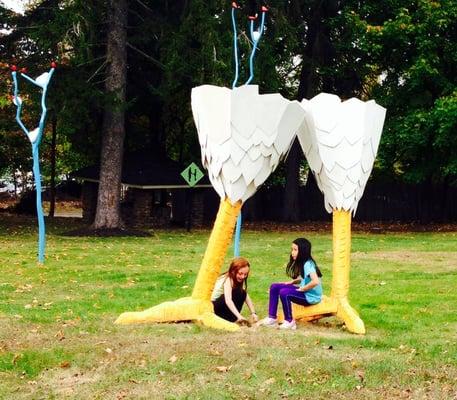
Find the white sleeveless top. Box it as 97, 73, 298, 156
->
211, 275, 227, 301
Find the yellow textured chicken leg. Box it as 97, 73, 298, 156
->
115, 198, 242, 331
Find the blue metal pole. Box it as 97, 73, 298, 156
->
234, 212, 242, 257
231, 6, 240, 89
245, 11, 266, 85
32, 142, 45, 263
11, 66, 55, 263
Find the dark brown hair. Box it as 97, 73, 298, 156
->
286, 238, 322, 279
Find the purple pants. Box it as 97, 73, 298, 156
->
268, 283, 310, 322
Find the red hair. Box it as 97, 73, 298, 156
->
227, 257, 250, 289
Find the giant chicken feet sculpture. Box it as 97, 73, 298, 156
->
115, 85, 306, 331
292, 93, 386, 334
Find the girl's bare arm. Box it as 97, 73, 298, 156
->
298, 271, 319, 292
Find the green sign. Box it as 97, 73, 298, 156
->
181, 162, 204, 187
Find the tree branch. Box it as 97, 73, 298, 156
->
133, 0, 153, 13
126, 42, 165, 70
87, 58, 108, 82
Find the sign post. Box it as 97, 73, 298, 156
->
181, 163, 204, 231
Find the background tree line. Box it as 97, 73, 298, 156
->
1, 0, 456, 227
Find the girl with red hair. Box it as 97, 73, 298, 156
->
211, 257, 258, 324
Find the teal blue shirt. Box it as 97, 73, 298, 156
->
299, 260, 322, 304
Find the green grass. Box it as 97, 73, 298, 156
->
1, 215, 456, 399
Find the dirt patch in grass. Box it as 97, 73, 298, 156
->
47, 368, 103, 397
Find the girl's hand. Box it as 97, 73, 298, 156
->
250, 313, 259, 323
236, 317, 251, 327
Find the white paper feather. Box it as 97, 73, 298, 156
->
191, 85, 306, 203
297, 93, 386, 214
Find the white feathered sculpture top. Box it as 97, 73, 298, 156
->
191, 84, 306, 203
297, 93, 386, 214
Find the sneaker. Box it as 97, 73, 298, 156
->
259, 317, 278, 327
279, 320, 297, 330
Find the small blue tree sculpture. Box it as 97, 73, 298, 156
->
11, 62, 56, 263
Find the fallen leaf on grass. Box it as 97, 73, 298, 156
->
243, 371, 253, 379
116, 389, 129, 400
60, 361, 71, 368
105, 348, 113, 354
15, 284, 33, 293
12, 354, 22, 365
216, 365, 232, 372
356, 370, 365, 382
168, 355, 178, 363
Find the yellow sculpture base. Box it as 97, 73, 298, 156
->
114, 297, 240, 332
277, 295, 365, 334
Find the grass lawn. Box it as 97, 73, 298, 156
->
1, 214, 456, 399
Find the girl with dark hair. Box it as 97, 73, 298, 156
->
211, 257, 258, 324
260, 238, 323, 330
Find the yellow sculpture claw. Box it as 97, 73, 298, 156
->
196, 311, 240, 331
115, 198, 242, 331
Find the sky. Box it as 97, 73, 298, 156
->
1, 0, 27, 14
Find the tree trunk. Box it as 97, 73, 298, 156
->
283, 1, 338, 222
93, 0, 128, 229
282, 4, 320, 222
48, 113, 57, 218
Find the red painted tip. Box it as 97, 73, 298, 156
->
10, 65, 17, 71
231, 2, 239, 8
261, 6, 268, 12
51, 61, 57, 68
20, 67, 27, 73
248, 14, 258, 20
